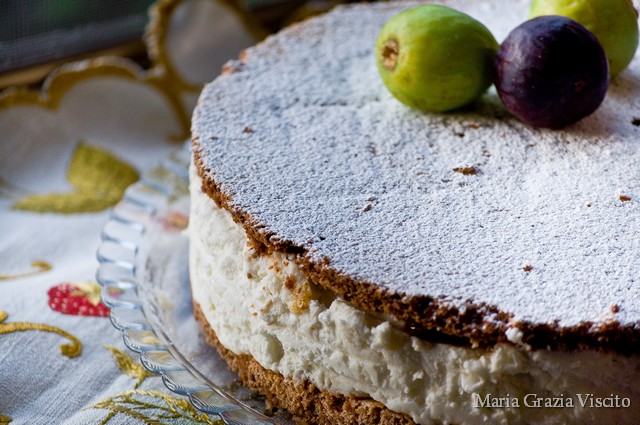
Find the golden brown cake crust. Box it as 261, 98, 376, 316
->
193, 147, 639, 354
193, 301, 415, 425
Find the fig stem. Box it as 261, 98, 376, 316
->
381, 38, 399, 71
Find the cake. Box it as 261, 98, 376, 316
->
189, 0, 640, 423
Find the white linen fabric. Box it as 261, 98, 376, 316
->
0, 1, 255, 419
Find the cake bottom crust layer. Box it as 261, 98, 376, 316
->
193, 301, 414, 425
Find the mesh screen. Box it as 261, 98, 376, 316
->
0, 0, 155, 72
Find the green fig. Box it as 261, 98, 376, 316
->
375, 5, 498, 112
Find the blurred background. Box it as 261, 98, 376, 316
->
0, 0, 349, 88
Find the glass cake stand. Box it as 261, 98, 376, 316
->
96, 144, 293, 425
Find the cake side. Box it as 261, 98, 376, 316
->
192, 0, 640, 353
193, 302, 415, 425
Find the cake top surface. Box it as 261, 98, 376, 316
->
192, 0, 640, 351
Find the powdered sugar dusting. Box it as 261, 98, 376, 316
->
193, 0, 640, 330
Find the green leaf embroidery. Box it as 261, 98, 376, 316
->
14, 143, 139, 213
92, 390, 221, 425
103, 344, 153, 389
0, 413, 12, 424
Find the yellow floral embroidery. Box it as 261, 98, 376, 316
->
0, 260, 52, 281
0, 310, 82, 358
93, 345, 220, 423
0, 413, 11, 424
14, 143, 139, 214
103, 344, 153, 389
92, 390, 221, 424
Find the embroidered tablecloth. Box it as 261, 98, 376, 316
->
0, 0, 259, 423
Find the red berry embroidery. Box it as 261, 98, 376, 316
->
48, 282, 110, 317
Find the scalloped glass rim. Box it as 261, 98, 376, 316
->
96, 144, 285, 425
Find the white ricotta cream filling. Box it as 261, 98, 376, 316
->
189, 168, 640, 425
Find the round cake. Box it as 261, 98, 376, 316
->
190, 0, 640, 423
